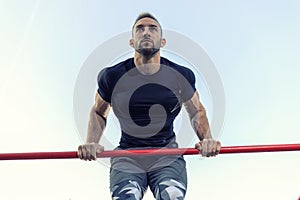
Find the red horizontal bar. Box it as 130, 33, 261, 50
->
0, 151, 78, 160
0, 143, 299, 160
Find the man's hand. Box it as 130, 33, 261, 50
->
195, 139, 221, 157
77, 143, 104, 161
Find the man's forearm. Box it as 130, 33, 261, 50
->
86, 107, 106, 143
191, 108, 212, 141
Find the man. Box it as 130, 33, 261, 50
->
78, 13, 221, 200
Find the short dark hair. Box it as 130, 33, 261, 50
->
132, 12, 162, 33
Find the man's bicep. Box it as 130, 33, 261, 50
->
93, 93, 111, 118
183, 91, 205, 118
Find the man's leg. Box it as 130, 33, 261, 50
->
110, 156, 148, 200
148, 156, 187, 200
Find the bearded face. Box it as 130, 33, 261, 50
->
131, 18, 165, 58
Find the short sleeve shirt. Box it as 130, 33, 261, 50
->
97, 57, 196, 148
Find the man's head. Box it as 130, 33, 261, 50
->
130, 13, 166, 58
132, 13, 163, 35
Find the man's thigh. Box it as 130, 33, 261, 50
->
110, 157, 148, 200
148, 156, 187, 200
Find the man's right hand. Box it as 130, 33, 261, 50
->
77, 143, 104, 161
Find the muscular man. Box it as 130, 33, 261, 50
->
78, 12, 221, 200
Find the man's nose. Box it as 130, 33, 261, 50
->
143, 27, 151, 37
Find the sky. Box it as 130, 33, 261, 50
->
0, 0, 299, 199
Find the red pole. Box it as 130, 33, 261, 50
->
0, 151, 78, 160
0, 143, 299, 160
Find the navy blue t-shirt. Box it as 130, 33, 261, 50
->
97, 57, 196, 148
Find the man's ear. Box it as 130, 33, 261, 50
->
161, 38, 166, 48
129, 39, 134, 48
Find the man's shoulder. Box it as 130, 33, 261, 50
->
161, 57, 194, 75
97, 58, 133, 83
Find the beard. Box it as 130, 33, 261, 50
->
135, 39, 160, 59
136, 47, 160, 58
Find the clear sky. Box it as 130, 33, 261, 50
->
0, 0, 299, 199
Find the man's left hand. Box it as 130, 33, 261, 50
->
195, 138, 221, 157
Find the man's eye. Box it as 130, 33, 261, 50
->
136, 27, 144, 32
150, 27, 158, 31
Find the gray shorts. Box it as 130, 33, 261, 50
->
110, 148, 187, 200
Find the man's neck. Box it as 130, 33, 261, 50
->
134, 51, 161, 75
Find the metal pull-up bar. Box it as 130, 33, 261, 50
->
0, 143, 299, 161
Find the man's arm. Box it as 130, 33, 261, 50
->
183, 91, 221, 157
78, 93, 111, 161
